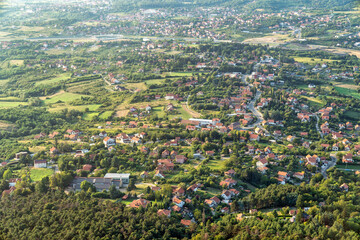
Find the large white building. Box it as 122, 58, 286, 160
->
104, 173, 130, 184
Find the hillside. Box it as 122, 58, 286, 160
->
113, 0, 355, 11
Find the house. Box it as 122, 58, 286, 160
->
249, 134, 259, 141
175, 155, 187, 164
103, 137, 116, 148
50, 147, 59, 155
172, 197, 185, 208
221, 190, 233, 200
293, 172, 305, 180
180, 219, 192, 227
34, 160, 47, 168
286, 135, 295, 142
15, 152, 28, 160
340, 183, 349, 192
206, 151, 215, 156
220, 178, 237, 188
154, 170, 165, 178
256, 159, 268, 168
205, 196, 221, 208
82, 164, 93, 172
173, 187, 186, 197
99, 131, 107, 138
140, 171, 149, 178
157, 209, 171, 217
130, 199, 150, 208
224, 169, 236, 177
342, 153, 353, 163
8, 178, 21, 187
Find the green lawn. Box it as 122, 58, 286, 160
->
83, 112, 99, 120
301, 96, 325, 108
99, 111, 114, 119
35, 73, 71, 86
30, 168, 54, 182
144, 79, 166, 85
207, 158, 226, 171
153, 106, 166, 118
44, 92, 86, 104
335, 86, 360, 100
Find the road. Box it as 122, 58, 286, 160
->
321, 155, 337, 179
227, 74, 268, 133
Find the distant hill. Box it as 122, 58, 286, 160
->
113, 0, 355, 11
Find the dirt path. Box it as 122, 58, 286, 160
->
39, 90, 65, 100
181, 103, 201, 118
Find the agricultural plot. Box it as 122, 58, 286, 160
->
43, 92, 86, 104
292, 57, 335, 64
35, 73, 71, 86
0, 102, 28, 108
48, 104, 101, 112
99, 111, 114, 119
83, 112, 99, 121
144, 79, 166, 85
334, 86, 360, 100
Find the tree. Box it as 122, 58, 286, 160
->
127, 178, 136, 191
296, 195, 304, 208
80, 181, 96, 192
3, 169, 12, 180
109, 185, 121, 199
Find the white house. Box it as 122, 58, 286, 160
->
103, 137, 116, 148
34, 160, 47, 168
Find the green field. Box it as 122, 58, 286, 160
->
0, 102, 28, 108
292, 56, 335, 64
44, 92, 86, 104
162, 72, 193, 77
344, 111, 360, 120
337, 165, 360, 170
35, 73, 71, 86
144, 79, 166, 85
30, 168, 54, 182
153, 105, 191, 120
334, 86, 360, 100
301, 96, 325, 107
83, 112, 99, 120
99, 111, 114, 119
48, 104, 101, 112
207, 158, 226, 171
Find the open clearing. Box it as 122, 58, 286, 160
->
83, 112, 99, 121
35, 73, 71, 86
124, 82, 147, 91
181, 103, 201, 118
9, 60, 24, 66
243, 34, 292, 46
99, 111, 114, 119
48, 104, 101, 112
334, 86, 360, 100
43, 92, 86, 104
115, 110, 129, 118
30, 168, 54, 182
144, 79, 166, 85
292, 57, 335, 64
0, 102, 28, 108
